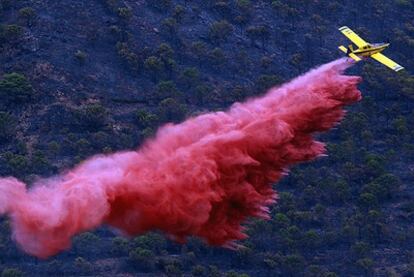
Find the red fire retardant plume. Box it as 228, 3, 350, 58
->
0, 58, 361, 258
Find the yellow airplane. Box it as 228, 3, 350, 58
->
338, 26, 404, 72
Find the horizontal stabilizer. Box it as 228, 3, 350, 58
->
348, 53, 361, 62
338, 45, 347, 53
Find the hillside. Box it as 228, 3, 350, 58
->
0, 0, 414, 276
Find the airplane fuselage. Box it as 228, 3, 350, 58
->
352, 43, 389, 57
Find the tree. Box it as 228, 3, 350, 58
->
256, 74, 282, 92
209, 47, 226, 68
76, 104, 108, 130
160, 17, 178, 38
179, 67, 200, 89
135, 109, 158, 128
273, 213, 291, 229
283, 255, 305, 276
0, 73, 34, 104
0, 112, 16, 143
157, 43, 174, 61
132, 232, 167, 253
351, 241, 371, 260
289, 53, 303, 71
356, 258, 374, 276
1, 268, 23, 277
192, 265, 206, 276
147, 0, 171, 11
358, 193, 378, 210
173, 5, 185, 23
209, 20, 233, 44
4, 152, 29, 176
194, 84, 213, 105
236, 0, 252, 14
111, 237, 129, 256
18, 7, 36, 26
31, 150, 52, 174
246, 25, 270, 48
212, 2, 232, 17
156, 80, 181, 100
116, 42, 141, 73
191, 41, 207, 65
144, 56, 164, 81
118, 7, 132, 20
0, 24, 23, 43
302, 230, 321, 249
158, 98, 187, 122
74, 257, 92, 274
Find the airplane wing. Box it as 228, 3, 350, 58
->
338, 26, 368, 47
370, 53, 404, 72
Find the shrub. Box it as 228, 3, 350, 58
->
0, 73, 34, 104
76, 103, 108, 130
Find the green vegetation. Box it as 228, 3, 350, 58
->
0, 24, 23, 42
75, 103, 108, 130
1, 268, 23, 277
18, 7, 36, 26
0, 112, 16, 143
0, 0, 413, 276
0, 73, 33, 104
209, 20, 234, 44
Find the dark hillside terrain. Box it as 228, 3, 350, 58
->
0, 0, 414, 276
